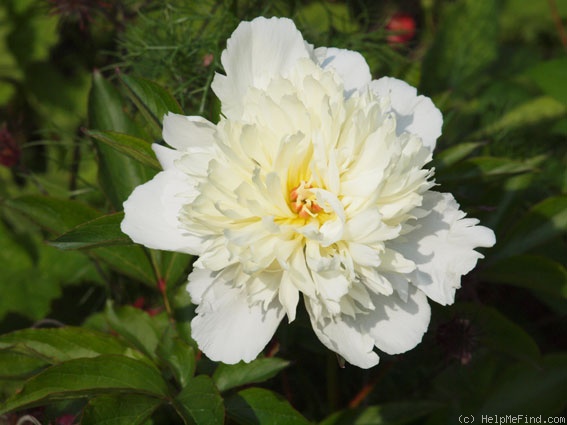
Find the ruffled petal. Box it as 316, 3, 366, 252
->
392, 191, 496, 305
305, 299, 379, 368
314, 47, 371, 96
162, 113, 217, 151
363, 286, 431, 355
121, 170, 202, 255
211, 17, 312, 118
370, 77, 442, 151
305, 299, 379, 369
190, 267, 284, 363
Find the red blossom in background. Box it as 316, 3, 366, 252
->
385, 13, 417, 45
56, 414, 78, 425
0, 125, 20, 168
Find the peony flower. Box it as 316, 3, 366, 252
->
121, 16, 495, 368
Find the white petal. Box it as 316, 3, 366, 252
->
314, 47, 371, 95
191, 269, 284, 364
305, 299, 379, 369
212, 17, 311, 118
392, 191, 496, 305
162, 113, 217, 151
370, 77, 442, 151
152, 143, 182, 170
121, 171, 202, 255
363, 286, 431, 355
279, 273, 299, 322
186, 267, 216, 304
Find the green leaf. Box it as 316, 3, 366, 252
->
0, 355, 170, 415
319, 401, 443, 425
454, 304, 540, 364
175, 375, 224, 425
105, 304, 168, 360
474, 96, 566, 137
527, 58, 567, 104
296, 2, 359, 34
3, 195, 100, 235
225, 388, 309, 425
88, 70, 155, 210
87, 130, 161, 170
0, 327, 132, 364
479, 354, 567, 415
156, 334, 196, 388
92, 245, 157, 287
81, 394, 163, 425
0, 349, 47, 379
421, 0, 498, 94
50, 212, 131, 250
0, 221, 102, 321
213, 358, 290, 393
481, 255, 567, 299
150, 250, 192, 289
433, 142, 483, 169
494, 195, 567, 260
119, 74, 184, 135
437, 156, 542, 182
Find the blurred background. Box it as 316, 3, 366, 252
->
0, 0, 566, 423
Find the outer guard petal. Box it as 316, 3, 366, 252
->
121, 170, 202, 255
305, 298, 379, 369
370, 77, 442, 151
393, 191, 496, 305
211, 17, 311, 118
191, 268, 285, 364
314, 47, 371, 95
162, 113, 217, 151
364, 286, 431, 355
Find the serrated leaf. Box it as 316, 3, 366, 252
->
213, 358, 290, 393
50, 212, 131, 250
494, 195, 567, 260
119, 74, 183, 136
175, 375, 224, 425
3, 196, 100, 235
88, 70, 155, 210
479, 354, 567, 415
319, 401, 442, 425
481, 255, 567, 299
87, 130, 161, 170
0, 355, 169, 415
225, 388, 309, 425
0, 327, 132, 364
81, 394, 163, 425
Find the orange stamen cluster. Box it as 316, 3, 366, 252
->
290, 181, 323, 218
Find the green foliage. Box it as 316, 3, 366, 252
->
1, 0, 566, 423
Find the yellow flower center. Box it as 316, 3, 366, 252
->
289, 180, 323, 218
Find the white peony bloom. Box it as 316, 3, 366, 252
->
121, 16, 496, 368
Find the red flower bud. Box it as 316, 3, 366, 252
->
385, 13, 417, 45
